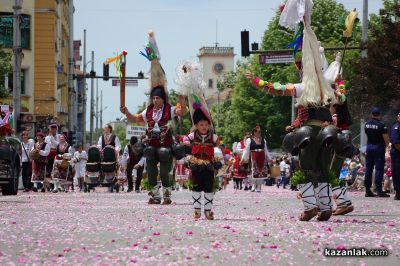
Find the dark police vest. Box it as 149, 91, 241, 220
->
390, 122, 400, 152
365, 118, 387, 145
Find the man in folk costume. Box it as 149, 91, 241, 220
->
97, 124, 121, 154
246, 0, 339, 221
121, 31, 187, 204
31, 132, 50, 192
45, 123, 60, 178
240, 125, 270, 193
122, 136, 145, 193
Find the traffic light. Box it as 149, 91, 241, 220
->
103, 63, 109, 81
90, 70, 96, 78
241, 30, 250, 57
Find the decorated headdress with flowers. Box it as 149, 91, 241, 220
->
140, 31, 168, 103
174, 59, 213, 128
279, 0, 335, 107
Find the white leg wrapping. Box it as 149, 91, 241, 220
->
317, 182, 333, 212
192, 191, 202, 210
333, 186, 352, 208
163, 187, 171, 200
204, 192, 214, 211
297, 182, 317, 211
150, 185, 161, 200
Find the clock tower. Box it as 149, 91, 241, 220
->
197, 46, 235, 103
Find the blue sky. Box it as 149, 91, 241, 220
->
73, 0, 383, 129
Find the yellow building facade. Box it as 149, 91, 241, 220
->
0, 0, 73, 131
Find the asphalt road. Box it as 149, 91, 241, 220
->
0, 185, 399, 265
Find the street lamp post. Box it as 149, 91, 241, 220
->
12, 0, 22, 133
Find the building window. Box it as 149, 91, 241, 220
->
208, 79, 213, 89
6, 70, 27, 95
0, 13, 31, 49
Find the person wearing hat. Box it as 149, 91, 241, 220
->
364, 107, 390, 197
31, 132, 50, 192
45, 123, 60, 178
121, 31, 187, 204
183, 108, 219, 220
122, 136, 145, 193
245, 1, 340, 221
389, 112, 400, 200
240, 125, 270, 193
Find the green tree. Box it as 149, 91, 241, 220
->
349, 0, 400, 119
114, 125, 128, 149
220, 0, 359, 149
0, 43, 12, 98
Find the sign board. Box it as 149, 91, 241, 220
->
112, 79, 138, 87
259, 52, 294, 65
0, 105, 9, 113
126, 125, 146, 140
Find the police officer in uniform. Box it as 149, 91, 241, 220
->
390, 112, 400, 200
364, 107, 390, 197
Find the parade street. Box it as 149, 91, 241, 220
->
0, 186, 399, 266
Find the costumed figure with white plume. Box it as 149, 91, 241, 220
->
245, 0, 353, 221
176, 60, 221, 220
121, 31, 187, 205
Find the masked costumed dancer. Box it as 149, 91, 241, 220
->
325, 57, 356, 215
121, 31, 187, 204
241, 125, 270, 193
246, 0, 339, 221
174, 60, 219, 219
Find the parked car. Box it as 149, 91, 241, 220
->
0, 136, 21, 195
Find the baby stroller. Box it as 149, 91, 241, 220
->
84, 146, 101, 192
101, 145, 118, 192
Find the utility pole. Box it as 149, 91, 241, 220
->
12, 0, 22, 133
68, 0, 74, 132
96, 78, 99, 132
89, 51, 94, 144
360, 0, 368, 150
82, 29, 87, 145
100, 90, 103, 130
361, 0, 368, 59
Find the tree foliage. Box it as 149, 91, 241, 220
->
0, 43, 12, 98
349, 0, 400, 119
216, 0, 359, 149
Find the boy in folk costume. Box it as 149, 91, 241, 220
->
175, 60, 220, 220
183, 109, 219, 220
246, 0, 340, 221
121, 31, 187, 204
